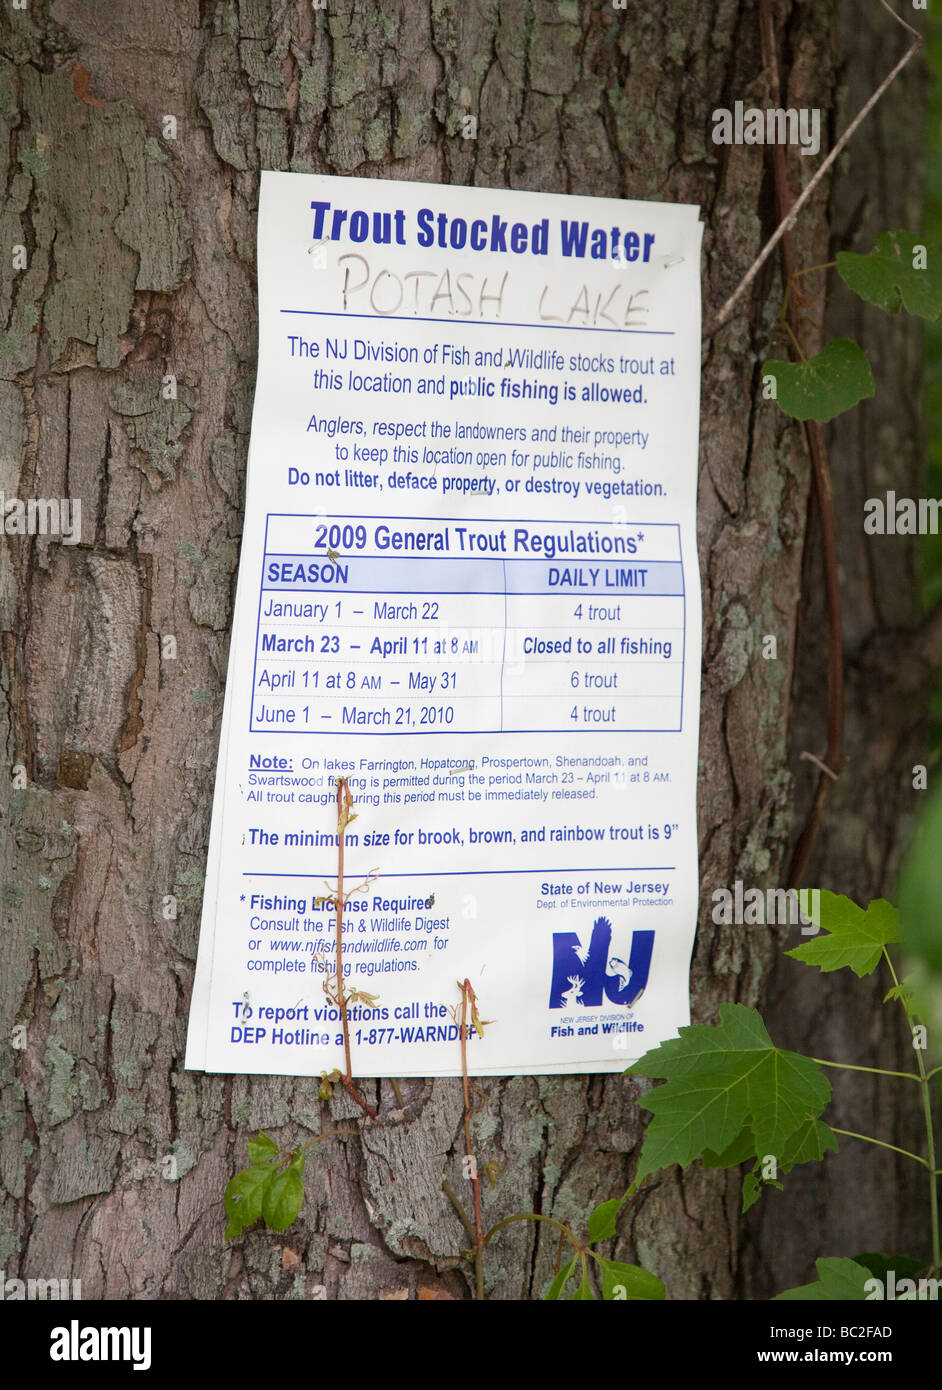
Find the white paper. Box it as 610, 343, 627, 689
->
185, 172, 703, 1077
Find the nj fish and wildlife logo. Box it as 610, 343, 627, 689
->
549, 915, 654, 1012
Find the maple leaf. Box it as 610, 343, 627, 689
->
786, 891, 900, 978
628, 1004, 831, 1186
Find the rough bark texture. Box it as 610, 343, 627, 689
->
0, 0, 931, 1300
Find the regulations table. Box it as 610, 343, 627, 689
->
250, 512, 687, 735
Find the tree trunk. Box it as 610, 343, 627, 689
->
0, 0, 931, 1300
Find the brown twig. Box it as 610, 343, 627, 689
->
443, 980, 488, 1298
708, 0, 923, 339
788, 417, 846, 887
457, 979, 485, 1299
332, 778, 377, 1119
460, 980, 485, 1255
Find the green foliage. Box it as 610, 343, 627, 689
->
853, 1252, 924, 1283
263, 1155, 306, 1231
596, 1260, 665, 1302
775, 1252, 928, 1302
586, 1196, 622, 1243
624, 886, 940, 1298
898, 789, 942, 1047
786, 891, 900, 977
224, 1133, 305, 1240
765, 229, 942, 436
899, 788, 942, 974
544, 1259, 577, 1300
763, 339, 874, 422
246, 1132, 278, 1164
779, 1117, 840, 1169
926, 26, 942, 626
836, 232, 942, 320
542, 1195, 665, 1301
627, 1004, 831, 1188
774, 1257, 875, 1302
544, 1254, 666, 1303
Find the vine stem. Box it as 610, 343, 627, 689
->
809, 1057, 921, 1082
480, 1211, 585, 1258
831, 1128, 930, 1170
753, 0, 846, 889
442, 1179, 476, 1244
778, 262, 837, 343
296, 1128, 356, 1154
883, 948, 940, 1266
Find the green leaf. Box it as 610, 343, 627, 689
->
246, 1131, 279, 1165
261, 1151, 305, 1232
543, 1258, 577, 1301
899, 789, 942, 973
597, 1258, 665, 1301
741, 1172, 761, 1213
570, 1266, 595, 1300
774, 1257, 875, 1301
224, 1163, 277, 1240
779, 1117, 839, 1171
763, 339, 874, 422
852, 1252, 924, 1283
628, 1004, 830, 1184
836, 232, 942, 320
883, 983, 914, 1005
786, 891, 900, 977
701, 1126, 756, 1169
587, 1197, 622, 1244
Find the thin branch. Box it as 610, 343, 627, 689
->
708, 1, 923, 338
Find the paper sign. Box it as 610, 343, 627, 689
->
185, 172, 703, 1077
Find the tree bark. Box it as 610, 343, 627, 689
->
0, 0, 931, 1300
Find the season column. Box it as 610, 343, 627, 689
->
251, 514, 506, 733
